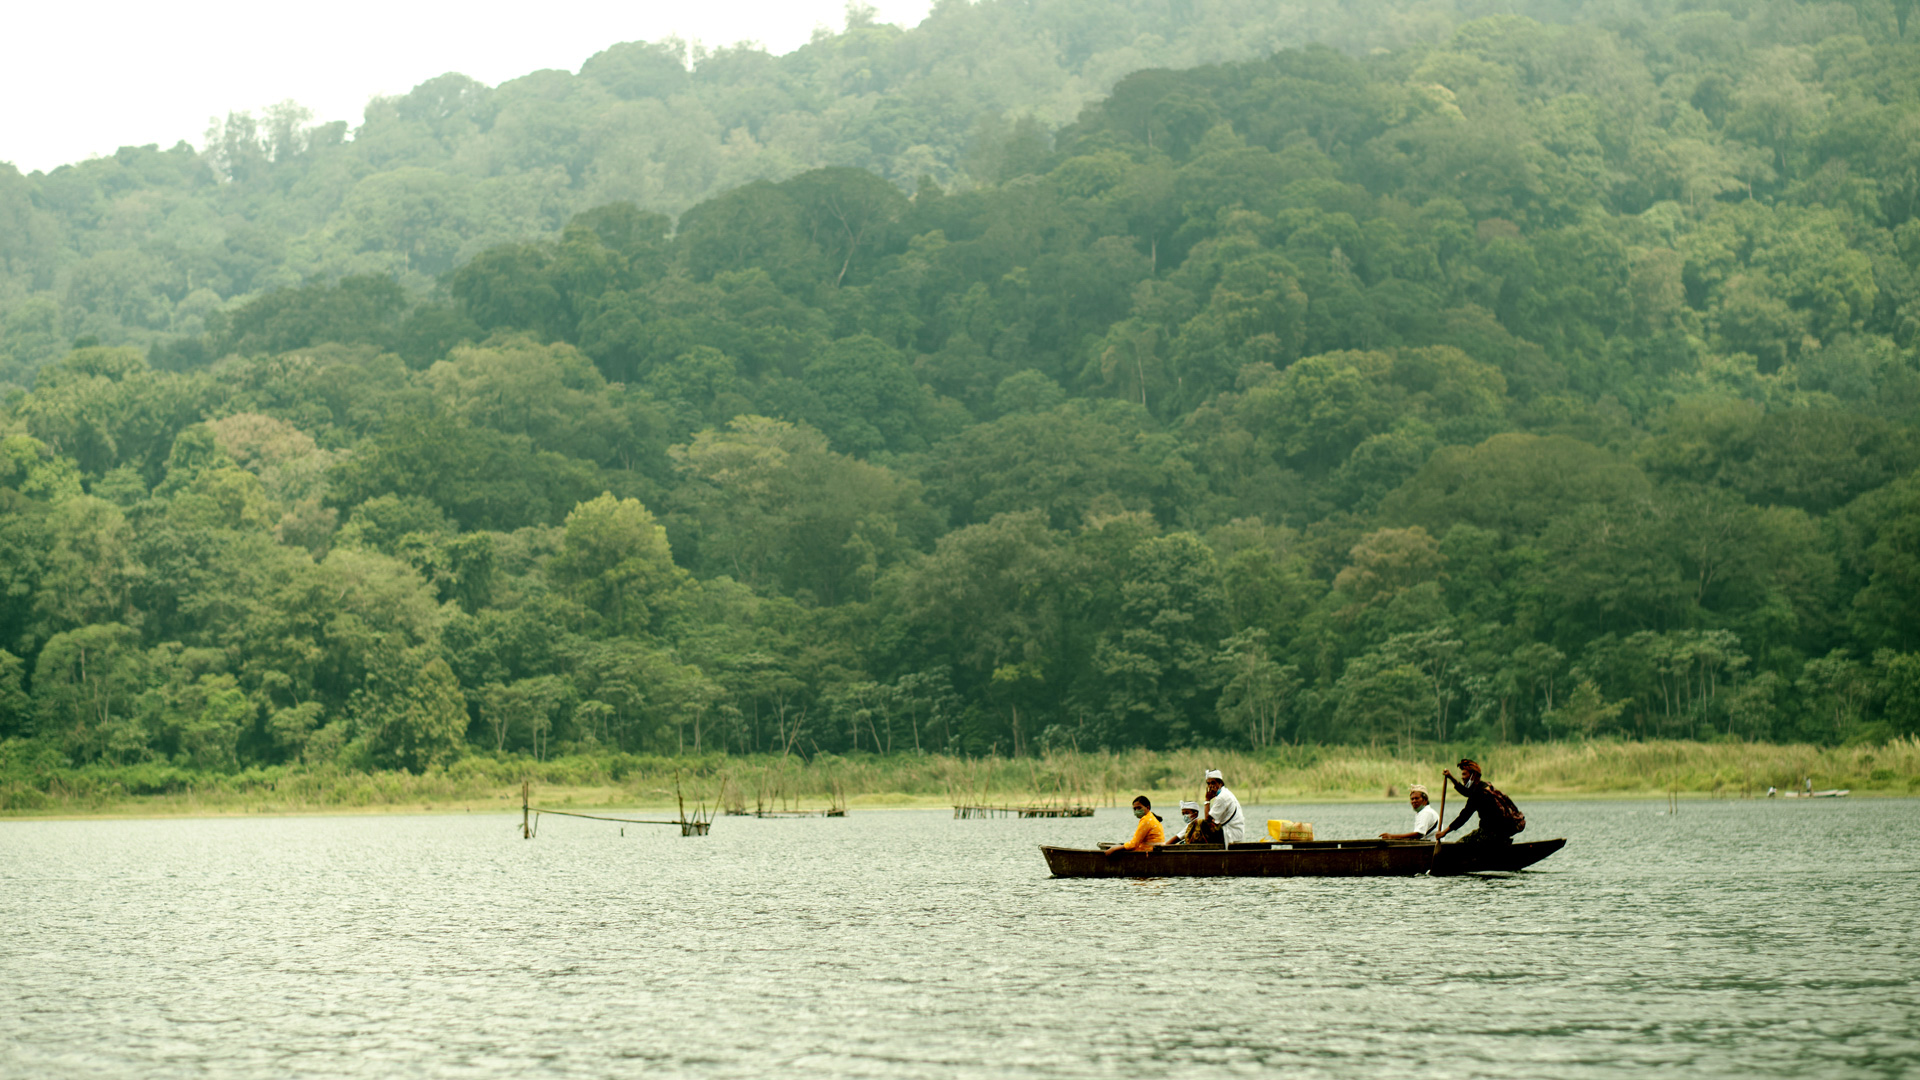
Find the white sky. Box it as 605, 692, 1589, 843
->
0, 0, 936, 175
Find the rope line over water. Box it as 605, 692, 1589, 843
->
532, 808, 697, 826
517, 778, 713, 837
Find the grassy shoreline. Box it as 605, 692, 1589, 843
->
3, 739, 1915, 820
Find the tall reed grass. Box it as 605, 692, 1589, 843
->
4, 739, 1915, 816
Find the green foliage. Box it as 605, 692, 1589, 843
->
1837, 471, 1920, 651
2, 1, 1919, 780
1087, 529, 1229, 747
214, 276, 409, 357
0, 650, 29, 739
1213, 629, 1300, 750
925, 400, 1202, 529
548, 494, 688, 636
352, 650, 469, 773
1332, 652, 1429, 746
32, 623, 147, 763
4, 3, 1461, 363
1544, 679, 1627, 740
327, 418, 608, 531
669, 415, 932, 603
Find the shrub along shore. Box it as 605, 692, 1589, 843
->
3, 740, 1914, 818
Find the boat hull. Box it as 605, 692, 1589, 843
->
1041, 838, 1566, 878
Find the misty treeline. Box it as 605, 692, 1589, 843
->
0, 0, 1429, 375
3, 0, 1920, 780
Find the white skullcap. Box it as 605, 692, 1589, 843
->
1179, 801, 1199, 812
1409, 785, 1429, 796
1204, 769, 1224, 782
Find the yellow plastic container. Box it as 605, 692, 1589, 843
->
1266, 819, 1314, 842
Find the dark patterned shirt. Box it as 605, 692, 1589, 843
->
1447, 775, 1518, 837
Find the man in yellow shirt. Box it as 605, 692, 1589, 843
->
1105, 796, 1164, 859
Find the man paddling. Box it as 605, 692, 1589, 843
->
1105, 795, 1165, 858
1379, 785, 1440, 841
1203, 769, 1245, 845
1437, 759, 1525, 846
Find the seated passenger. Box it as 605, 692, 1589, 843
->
1165, 800, 1203, 844
1378, 785, 1440, 840
1105, 795, 1165, 858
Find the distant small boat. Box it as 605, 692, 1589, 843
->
1776, 789, 1850, 798
1041, 837, 1566, 878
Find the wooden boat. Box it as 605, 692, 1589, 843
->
1041, 837, 1566, 878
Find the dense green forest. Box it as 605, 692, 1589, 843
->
2, 0, 1919, 783
0, 0, 1450, 374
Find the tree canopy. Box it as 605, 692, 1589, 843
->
2, 0, 1919, 775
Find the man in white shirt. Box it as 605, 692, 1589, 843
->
1380, 785, 1440, 841
1203, 769, 1245, 845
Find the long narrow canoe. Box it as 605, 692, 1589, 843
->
1041, 837, 1566, 878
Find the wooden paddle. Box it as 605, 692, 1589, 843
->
1428, 775, 1448, 876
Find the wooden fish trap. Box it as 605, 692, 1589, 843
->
952, 804, 1095, 819
518, 778, 713, 838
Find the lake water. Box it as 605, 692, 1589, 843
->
3, 798, 1916, 1078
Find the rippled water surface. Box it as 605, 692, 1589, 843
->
4, 798, 1917, 1078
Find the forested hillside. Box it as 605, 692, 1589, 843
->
3, 0, 1920, 782
0, 0, 1466, 378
